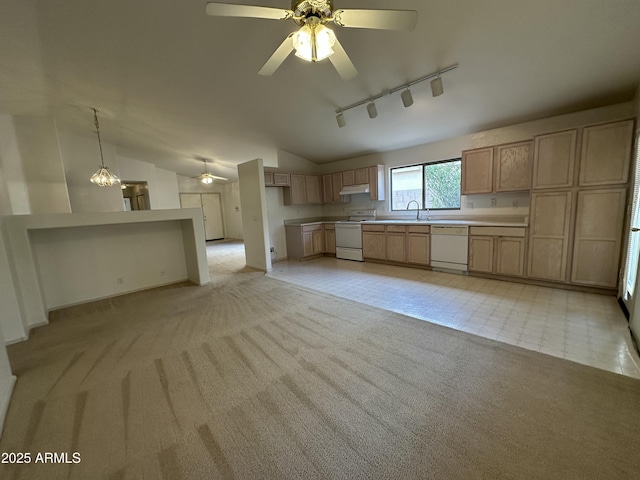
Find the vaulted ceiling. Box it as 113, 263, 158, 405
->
1, 0, 640, 181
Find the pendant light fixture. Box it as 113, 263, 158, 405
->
89, 108, 120, 187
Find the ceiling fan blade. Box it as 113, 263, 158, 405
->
333, 9, 418, 31
258, 33, 295, 76
206, 2, 293, 20
329, 37, 357, 80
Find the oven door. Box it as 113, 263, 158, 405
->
335, 223, 363, 249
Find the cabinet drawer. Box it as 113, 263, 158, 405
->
469, 226, 526, 237
386, 225, 407, 233
362, 224, 385, 232
407, 225, 430, 234
302, 224, 323, 232
324, 223, 335, 231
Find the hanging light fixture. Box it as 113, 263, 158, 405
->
367, 101, 378, 119
292, 17, 336, 62
430, 75, 444, 97
89, 108, 120, 187
199, 158, 228, 184
336, 111, 346, 128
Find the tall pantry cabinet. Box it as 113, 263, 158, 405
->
527, 119, 634, 289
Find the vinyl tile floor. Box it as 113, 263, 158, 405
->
211, 241, 640, 379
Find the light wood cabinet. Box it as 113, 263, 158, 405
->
302, 231, 314, 257
265, 172, 291, 187
462, 147, 494, 194
571, 187, 627, 288
469, 227, 526, 277
407, 233, 430, 266
578, 120, 633, 187
532, 130, 577, 189
469, 236, 494, 273
362, 225, 386, 260
322, 174, 333, 203
386, 226, 407, 263
312, 228, 325, 254
369, 165, 385, 201
355, 168, 369, 185
285, 174, 307, 204
264, 171, 274, 186
495, 141, 532, 192
343, 170, 355, 186
495, 237, 526, 277
325, 224, 336, 254
527, 191, 573, 282
305, 175, 322, 204
286, 224, 326, 260
332, 173, 346, 203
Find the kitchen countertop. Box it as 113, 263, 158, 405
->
284, 216, 528, 227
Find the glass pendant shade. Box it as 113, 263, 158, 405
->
293, 24, 335, 62
201, 175, 214, 184
90, 166, 120, 187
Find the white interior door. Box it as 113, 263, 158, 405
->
202, 193, 224, 241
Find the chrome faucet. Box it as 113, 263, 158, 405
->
406, 200, 420, 220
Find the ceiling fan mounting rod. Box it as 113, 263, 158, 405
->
335, 63, 459, 114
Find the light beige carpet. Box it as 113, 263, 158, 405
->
2, 273, 640, 479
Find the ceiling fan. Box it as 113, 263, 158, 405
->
205, 1, 418, 80
193, 158, 228, 183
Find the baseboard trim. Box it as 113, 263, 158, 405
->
0, 375, 17, 440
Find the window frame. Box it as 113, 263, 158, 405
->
390, 157, 462, 211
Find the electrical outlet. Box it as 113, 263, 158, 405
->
491, 198, 497, 207
117, 277, 123, 284
512, 200, 518, 208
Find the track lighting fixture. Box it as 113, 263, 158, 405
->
333, 63, 458, 127
401, 88, 414, 108
431, 75, 444, 97
367, 101, 378, 119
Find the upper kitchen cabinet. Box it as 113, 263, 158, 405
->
494, 141, 532, 192
264, 172, 291, 187
462, 147, 493, 194
305, 175, 322, 204
283, 174, 322, 205
578, 120, 634, 187
369, 165, 385, 201
355, 168, 369, 185
532, 129, 577, 189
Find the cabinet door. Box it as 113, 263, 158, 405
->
571, 187, 627, 287
579, 120, 633, 187
312, 228, 325, 254
496, 237, 525, 277
469, 236, 494, 273
289, 174, 307, 204
332, 172, 346, 203
322, 175, 333, 203
407, 233, 430, 266
273, 173, 290, 186
362, 232, 385, 260
305, 175, 322, 204
325, 228, 336, 254
386, 232, 406, 263
495, 141, 532, 192
343, 170, 355, 186
302, 231, 314, 257
264, 172, 274, 186
532, 130, 577, 189
527, 191, 572, 282
462, 147, 494, 194
355, 168, 369, 185
369, 165, 385, 201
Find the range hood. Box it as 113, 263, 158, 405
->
339, 184, 370, 195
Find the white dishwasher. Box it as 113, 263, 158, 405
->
430, 225, 469, 273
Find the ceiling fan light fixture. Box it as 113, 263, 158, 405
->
201, 175, 214, 184
401, 88, 414, 108
367, 101, 378, 119
336, 111, 346, 128
431, 75, 444, 97
293, 24, 335, 62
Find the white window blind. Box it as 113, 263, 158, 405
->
624, 132, 640, 299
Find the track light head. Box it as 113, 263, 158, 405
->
367, 102, 378, 119
336, 112, 346, 128
431, 76, 444, 97
401, 88, 414, 108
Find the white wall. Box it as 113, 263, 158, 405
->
30, 221, 188, 309
154, 168, 181, 209
238, 159, 271, 271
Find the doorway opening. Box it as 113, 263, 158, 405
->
122, 182, 151, 211
180, 193, 225, 241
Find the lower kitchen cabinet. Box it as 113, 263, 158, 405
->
469, 227, 526, 277
286, 224, 326, 260
362, 225, 386, 260
386, 226, 407, 263
325, 224, 336, 254
407, 226, 430, 266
